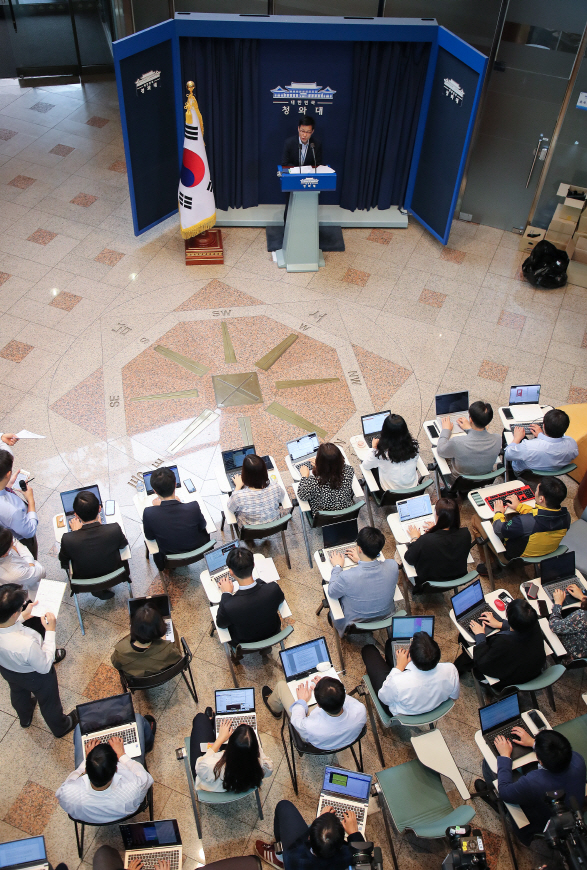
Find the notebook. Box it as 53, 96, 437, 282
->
390, 615, 434, 667
142, 466, 180, 496
128, 594, 173, 642
361, 411, 390, 448
60, 484, 105, 531
316, 767, 372, 837
0, 837, 48, 870
479, 694, 530, 762
508, 384, 542, 421
77, 692, 141, 759
120, 820, 182, 870
279, 636, 337, 705
215, 687, 258, 738
435, 390, 469, 433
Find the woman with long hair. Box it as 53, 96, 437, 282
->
111, 603, 182, 677
227, 453, 285, 528
297, 442, 355, 517
404, 497, 471, 589
361, 414, 419, 491
189, 712, 273, 793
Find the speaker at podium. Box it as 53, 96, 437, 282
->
274, 165, 338, 273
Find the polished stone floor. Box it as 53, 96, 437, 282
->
0, 74, 585, 870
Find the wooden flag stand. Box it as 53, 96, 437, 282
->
185, 229, 224, 265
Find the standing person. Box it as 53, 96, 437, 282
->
360, 414, 419, 492
0, 584, 76, 735
0, 449, 38, 558
404, 497, 471, 589
297, 443, 355, 517
436, 401, 502, 494
142, 467, 209, 571
0, 526, 45, 593
227, 455, 285, 529
282, 114, 323, 167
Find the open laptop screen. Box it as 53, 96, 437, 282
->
362, 411, 389, 435
77, 692, 134, 735
142, 465, 180, 496
61, 484, 101, 516
287, 433, 319, 461
128, 594, 170, 621
322, 767, 372, 801
120, 820, 181, 850
509, 384, 540, 405
392, 616, 434, 640
280, 637, 329, 680
397, 494, 432, 523
216, 687, 254, 714
435, 391, 469, 416
479, 694, 520, 733
205, 542, 238, 574
451, 580, 484, 619
541, 551, 575, 585
322, 519, 358, 550
222, 446, 255, 471
0, 838, 46, 869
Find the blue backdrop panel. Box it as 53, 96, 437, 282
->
258, 39, 353, 205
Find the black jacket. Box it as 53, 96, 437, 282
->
405, 527, 472, 586
142, 499, 209, 555
473, 620, 546, 688
216, 579, 285, 644
284, 832, 365, 870
59, 521, 128, 579
282, 135, 322, 167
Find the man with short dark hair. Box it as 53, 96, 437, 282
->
437, 400, 502, 493
0, 449, 38, 558
215, 547, 284, 649
58, 490, 128, 600
328, 526, 397, 635
56, 732, 153, 823
282, 114, 323, 167
256, 800, 365, 870
0, 584, 76, 736
362, 630, 459, 716
476, 729, 585, 844
142, 467, 209, 571
505, 408, 578, 475
262, 674, 366, 750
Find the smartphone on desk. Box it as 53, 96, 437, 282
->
526, 582, 539, 600
538, 600, 549, 618
183, 478, 196, 493
105, 500, 115, 516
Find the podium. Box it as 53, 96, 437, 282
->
276, 166, 337, 273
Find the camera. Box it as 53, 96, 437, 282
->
442, 826, 488, 870
543, 790, 587, 870
349, 840, 383, 870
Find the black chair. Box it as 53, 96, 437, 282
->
281, 712, 366, 795
118, 637, 198, 703
69, 782, 153, 858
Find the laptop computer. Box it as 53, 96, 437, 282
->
141, 465, 181, 496
287, 432, 320, 477
0, 837, 48, 870
204, 541, 239, 602
508, 384, 542, 422
390, 615, 434, 667
435, 390, 469, 434
316, 766, 373, 837
540, 550, 585, 605
319, 518, 359, 568
120, 819, 182, 870
221, 446, 274, 489
279, 636, 338, 705
397, 493, 434, 535
77, 692, 141, 759
60, 484, 105, 532
479, 694, 531, 761
214, 687, 258, 738
451, 580, 492, 639
361, 411, 390, 448
129, 594, 173, 642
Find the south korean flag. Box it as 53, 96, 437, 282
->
179, 83, 215, 240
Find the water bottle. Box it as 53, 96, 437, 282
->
136, 475, 145, 497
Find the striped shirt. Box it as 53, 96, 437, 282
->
227, 482, 285, 528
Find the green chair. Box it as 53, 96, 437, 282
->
530, 463, 578, 477
211, 622, 294, 687
164, 538, 216, 570
238, 512, 295, 569
67, 564, 131, 636
371, 478, 433, 508
375, 760, 475, 870
520, 544, 568, 577
455, 466, 506, 494
417, 569, 479, 595
554, 714, 587, 768
476, 664, 567, 711
180, 737, 263, 837
358, 674, 455, 766
320, 609, 405, 672
300, 500, 365, 565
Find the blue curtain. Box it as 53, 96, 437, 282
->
340, 41, 430, 212
182, 37, 259, 210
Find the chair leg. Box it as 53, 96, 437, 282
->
220, 511, 225, 531
127, 581, 132, 598
280, 713, 297, 794
333, 626, 345, 673
224, 643, 239, 687
209, 619, 216, 637
400, 570, 412, 616
364, 484, 374, 526
181, 661, 199, 704
148, 784, 154, 820
375, 786, 400, 870
183, 752, 202, 838
546, 685, 556, 711
299, 508, 313, 567
316, 598, 326, 616
350, 737, 364, 772
74, 820, 84, 860
482, 542, 495, 592
73, 593, 85, 636
281, 530, 291, 570
145, 543, 150, 559
530, 690, 539, 711
473, 674, 486, 708
497, 796, 519, 870
365, 689, 385, 767
255, 787, 264, 821
289, 723, 298, 795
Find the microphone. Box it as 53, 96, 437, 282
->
311, 143, 316, 172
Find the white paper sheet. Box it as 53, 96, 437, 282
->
253, 560, 280, 583
15, 430, 45, 439
31, 579, 66, 617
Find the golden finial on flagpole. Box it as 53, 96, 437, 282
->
184, 81, 196, 124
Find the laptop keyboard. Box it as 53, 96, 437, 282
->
217, 714, 256, 732
391, 641, 409, 664
319, 798, 366, 827
485, 720, 526, 758
132, 851, 180, 870
326, 545, 353, 560
485, 486, 534, 511
364, 433, 376, 448
83, 727, 137, 749
511, 423, 542, 437
457, 604, 488, 632
214, 570, 230, 586
295, 459, 314, 473
544, 579, 578, 599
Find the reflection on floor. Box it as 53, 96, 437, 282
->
0, 74, 586, 870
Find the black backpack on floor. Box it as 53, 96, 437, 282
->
522, 239, 568, 289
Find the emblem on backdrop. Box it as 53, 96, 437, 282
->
135, 71, 161, 94
271, 81, 336, 115
443, 78, 464, 105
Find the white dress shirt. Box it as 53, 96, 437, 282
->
0, 619, 55, 674
0, 489, 37, 541
56, 755, 153, 823
505, 432, 578, 474
378, 661, 460, 716
195, 746, 273, 792
361, 449, 418, 491
290, 695, 366, 750
0, 541, 45, 592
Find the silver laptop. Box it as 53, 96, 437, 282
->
287, 432, 320, 476
0, 837, 48, 870
121, 820, 182, 870
215, 687, 258, 738
279, 636, 337, 705
508, 384, 542, 422
540, 551, 585, 605
317, 766, 372, 837
397, 493, 433, 534
361, 410, 390, 448
204, 542, 239, 602
435, 390, 469, 433
320, 518, 359, 568
390, 615, 434, 667
77, 693, 141, 759
128, 594, 173, 642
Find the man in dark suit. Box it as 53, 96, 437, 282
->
476, 729, 586, 845
216, 547, 284, 654
142, 467, 209, 571
282, 114, 322, 168
58, 491, 128, 600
